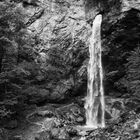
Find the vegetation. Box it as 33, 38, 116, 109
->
0, 0, 140, 140
124, 46, 140, 97
0, 1, 36, 119
0, 0, 88, 120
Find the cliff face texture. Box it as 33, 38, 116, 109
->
1, 0, 140, 140
26, 0, 140, 100
0, 0, 90, 105
1, 0, 140, 104
25, 0, 90, 103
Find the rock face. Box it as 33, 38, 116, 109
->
1, 0, 138, 105
16, 0, 90, 103
1, 0, 140, 139
26, 0, 140, 100
26, 0, 88, 42
1, 0, 140, 122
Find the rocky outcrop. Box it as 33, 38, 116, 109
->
19, 0, 90, 102
1, 0, 140, 119
14, 0, 140, 101
1, 1, 140, 140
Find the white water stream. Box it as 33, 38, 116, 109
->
84, 14, 105, 128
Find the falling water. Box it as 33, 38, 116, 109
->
84, 14, 105, 128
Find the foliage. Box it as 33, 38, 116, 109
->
45, 36, 87, 84
114, 46, 140, 97
124, 47, 140, 96
103, 9, 140, 95
0, 2, 26, 39
0, 1, 38, 119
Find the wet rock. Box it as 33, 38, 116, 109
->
105, 107, 120, 121
105, 111, 112, 120
76, 116, 85, 124
66, 127, 78, 137
37, 110, 55, 118
85, 111, 140, 140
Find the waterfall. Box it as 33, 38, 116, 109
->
84, 14, 105, 128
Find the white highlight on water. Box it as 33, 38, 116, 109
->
84, 14, 105, 128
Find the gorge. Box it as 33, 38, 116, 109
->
0, 0, 140, 140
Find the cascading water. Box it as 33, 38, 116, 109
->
84, 14, 105, 128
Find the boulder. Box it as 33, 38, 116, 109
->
105, 111, 112, 120
37, 110, 54, 118
105, 97, 125, 120
56, 103, 85, 125
66, 127, 78, 137
76, 116, 84, 124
